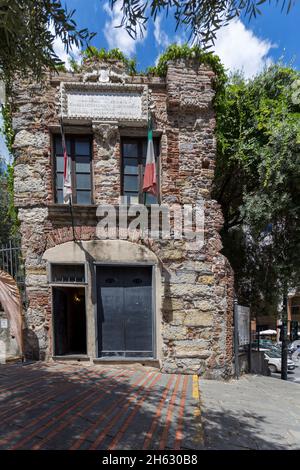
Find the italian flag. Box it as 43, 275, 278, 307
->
143, 118, 157, 196
61, 123, 72, 204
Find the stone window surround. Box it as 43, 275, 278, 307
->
48, 262, 88, 285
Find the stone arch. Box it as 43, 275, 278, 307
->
43, 239, 160, 265
0, 270, 23, 358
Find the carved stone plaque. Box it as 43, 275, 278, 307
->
61, 82, 148, 122
0, 319, 8, 329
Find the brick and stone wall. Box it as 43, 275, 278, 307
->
11, 58, 234, 378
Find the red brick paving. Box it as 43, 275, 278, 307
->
0, 362, 203, 450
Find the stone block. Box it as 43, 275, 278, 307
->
183, 310, 214, 327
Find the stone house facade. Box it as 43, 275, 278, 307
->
11, 58, 234, 378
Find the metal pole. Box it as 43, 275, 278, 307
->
69, 199, 76, 242
234, 298, 240, 379
281, 283, 288, 380
248, 315, 252, 374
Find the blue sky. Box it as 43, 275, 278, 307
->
60, 0, 300, 76
1, 0, 299, 161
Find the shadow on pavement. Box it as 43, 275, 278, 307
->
0, 361, 202, 451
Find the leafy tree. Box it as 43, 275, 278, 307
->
0, 158, 12, 244
0, 0, 94, 81
214, 65, 300, 318
109, 0, 294, 46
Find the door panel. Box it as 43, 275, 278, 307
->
97, 268, 125, 356
124, 268, 152, 355
97, 266, 153, 358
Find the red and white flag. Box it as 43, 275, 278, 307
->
61, 122, 72, 204
143, 119, 157, 196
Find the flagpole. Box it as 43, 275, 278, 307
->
69, 198, 76, 242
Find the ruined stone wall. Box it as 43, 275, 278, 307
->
11, 59, 234, 377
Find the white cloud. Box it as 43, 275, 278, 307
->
50, 23, 81, 68
154, 15, 170, 49
103, 1, 147, 56
213, 19, 274, 78
153, 14, 186, 66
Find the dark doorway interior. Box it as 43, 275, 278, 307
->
53, 287, 87, 356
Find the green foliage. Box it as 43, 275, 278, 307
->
5, 162, 19, 236
68, 57, 81, 73
0, 105, 18, 240
0, 159, 18, 243
1, 104, 14, 153
148, 44, 226, 107
55, 64, 67, 73
0, 0, 94, 81
109, 0, 294, 47
148, 44, 223, 78
82, 47, 137, 75
214, 65, 300, 317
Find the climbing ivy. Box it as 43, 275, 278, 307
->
147, 44, 225, 81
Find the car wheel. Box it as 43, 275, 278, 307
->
269, 364, 277, 373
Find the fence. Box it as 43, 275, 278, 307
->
0, 239, 25, 290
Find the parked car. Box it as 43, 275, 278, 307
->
251, 339, 275, 350
290, 340, 300, 351
264, 350, 295, 373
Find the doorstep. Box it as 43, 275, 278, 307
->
52, 355, 90, 362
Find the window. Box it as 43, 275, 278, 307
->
121, 137, 160, 204
51, 264, 85, 283
53, 135, 92, 204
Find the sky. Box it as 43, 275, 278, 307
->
1, 0, 300, 162
60, 0, 300, 77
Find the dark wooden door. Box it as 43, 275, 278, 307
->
97, 266, 153, 358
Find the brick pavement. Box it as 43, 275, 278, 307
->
0, 362, 203, 450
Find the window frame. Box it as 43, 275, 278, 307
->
52, 134, 93, 205
50, 263, 87, 284
120, 136, 160, 204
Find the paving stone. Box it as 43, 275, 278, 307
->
200, 374, 300, 450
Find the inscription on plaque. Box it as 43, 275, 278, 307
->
68, 91, 142, 119
61, 83, 148, 122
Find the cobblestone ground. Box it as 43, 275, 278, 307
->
0, 362, 203, 450
199, 374, 300, 450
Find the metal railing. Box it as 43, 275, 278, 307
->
0, 238, 25, 289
